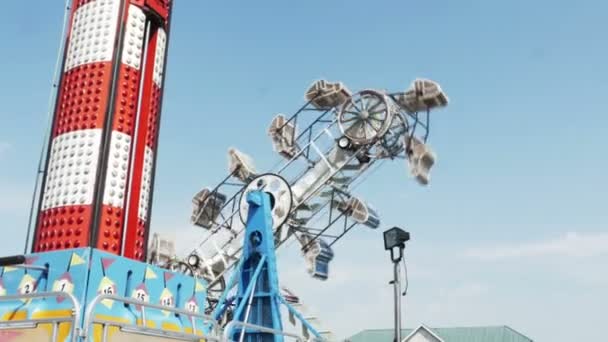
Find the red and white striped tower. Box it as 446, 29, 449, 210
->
33, 0, 173, 261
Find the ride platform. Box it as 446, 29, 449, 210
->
0, 248, 214, 342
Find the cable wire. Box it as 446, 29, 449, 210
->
24, 0, 72, 254
402, 257, 408, 296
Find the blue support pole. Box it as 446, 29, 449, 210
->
212, 256, 245, 320
230, 191, 284, 342
232, 255, 266, 320
220, 189, 329, 341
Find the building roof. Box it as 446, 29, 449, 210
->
346, 325, 533, 342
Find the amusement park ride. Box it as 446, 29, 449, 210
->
0, 1, 449, 341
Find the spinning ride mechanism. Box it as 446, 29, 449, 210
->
148, 78, 449, 322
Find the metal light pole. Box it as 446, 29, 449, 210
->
392, 256, 402, 342
384, 227, 410, 342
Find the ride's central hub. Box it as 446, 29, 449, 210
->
359, 110, 370, 119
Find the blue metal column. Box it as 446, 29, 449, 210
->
231, 191, 284, 342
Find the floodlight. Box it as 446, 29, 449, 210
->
384, 226, 410, 342
187, 253, 200, 268
337, 136, 351, 150
383, 226, 410, 251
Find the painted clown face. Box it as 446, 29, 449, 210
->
98, 277, 117, 295
97, 276, 117, 308
131, 283, 149, 310
159, 287, 174, 316
185, 296, 199, 313
159, 287, 174, 307
52, 272, 75, 303
18, 274, 37, 295
132, 284, 149, 302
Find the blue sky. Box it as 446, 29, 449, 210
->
0, 0, 607, 341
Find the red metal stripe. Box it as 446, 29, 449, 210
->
93, 63, 141, 253
111, 65, 141, 134
33, 205, 92, 252
145, 86, 162, 149
135, 218, 147, 258
53, 63, 114, 137
122, 28, 162, 260
85, 0, 130, 251
95, 205, 126, 253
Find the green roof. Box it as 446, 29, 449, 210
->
346, 325, 533, 342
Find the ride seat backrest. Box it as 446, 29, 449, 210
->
191, 189, 227, 228
305, 79, 352, 109
268, 114, 298, 159
407, 136, 436, 185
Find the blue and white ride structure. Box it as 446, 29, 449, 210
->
215, 190, 325, 341
0, 78, 449, 342
162, 79, 450, 322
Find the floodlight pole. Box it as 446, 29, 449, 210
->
390, 245, 404, 342
393, 258, 401, 342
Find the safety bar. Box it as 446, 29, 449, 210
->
0, 291, 81, 342
223, 320, 311, 342
11, 264, 49, 272
82, 293, 221, 341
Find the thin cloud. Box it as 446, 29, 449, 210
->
0, 142, 11, 159
465, 232, 608, 260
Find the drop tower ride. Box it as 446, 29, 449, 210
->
0, 6, 215, 341
32, 0, 173, 261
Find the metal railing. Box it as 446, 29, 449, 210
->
0, 291, 81, 342
82, 293, 221, 341
0, 292, 332, 341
